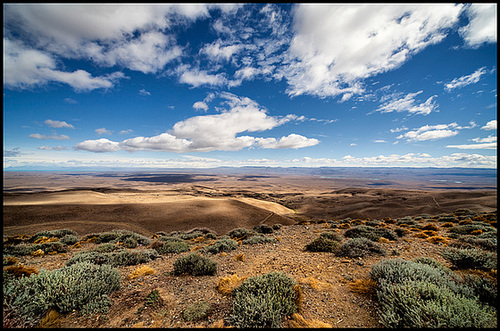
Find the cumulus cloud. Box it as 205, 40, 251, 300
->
376, 91, 438, 115
397, 123, 467, 142
481, 120, 497, 130
74, 138, 121, 153
38, 146, 68, 151
44, 119, 74, 129
446, 142, 497, 150
459, 3, 497, 47
444, 67, 487, 91
74, 93, 318, 153
284, 4, 463, 98
29, 133, 69, 140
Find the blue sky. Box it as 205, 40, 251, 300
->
3, 3, 497, 170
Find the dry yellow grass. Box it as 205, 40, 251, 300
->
30, 249, 45, 256
33, 237, 60, 244
287, 313, 332, 328
348, 278, 377, 296
426, 236, 449, 245
4, 264, 39, 278
234, 253, 245, 261
216, 274, 247, 295
299, 277, 332, 291
128, 265, 156, 280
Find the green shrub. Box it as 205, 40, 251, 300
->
337, 237, 386, 258
441, 247, 497, 271
412, 257, 453, 275
122, 237, 138, 248
60, 234, 79, 246
144, 289, 161, 308
91, 229, 151, 246
3, 262, 120, 327
226, 228, 257, 240
183, 301, 212, 321
154, 240, 191, 254
172, 253, 217, 276
447, 223, 497, 236
253, 224, 274, 234
370, 258, 497, 328
458, 235, 497, 251
459, 273, 497, 307
319, 231, 343, 242
344, 225, 397, 241
202, 238, 238, 254
229, 271, 299, 328
376, 279, 496, 328
94, 243, 119, 253
29, 229, 78, 243
66, 249, 158, 267
305, 236, 340, 253
3, 241, 68, 256
158, 236, 184, 243
242, 235, 277, 245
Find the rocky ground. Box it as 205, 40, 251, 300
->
3, 210, 497, 328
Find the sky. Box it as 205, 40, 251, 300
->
3, 3, 498, 170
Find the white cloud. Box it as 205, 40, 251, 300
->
3, 38, 125, 92
29, 133, 69, 140
472, 135, 497, 143
74, 138, 121, 153
139, 89, 151, 96
193, 101, 209, 111
64, 98, 78, 104
284, 4, 463, 98
376, 91, 438, 115
74, 93, 318, 153
95, 128, 112, 135
397, 123, 463, 142
177, 65, 229, 87
119, 129, 134, 135
459, 3, 497, 47
44, 119, 74, 129
481, 120, 497, 130
447, 142, 497, 150
201, 40, 242, 61
444, 67, 487, 91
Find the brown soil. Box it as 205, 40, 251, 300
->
2, 172, 497, 328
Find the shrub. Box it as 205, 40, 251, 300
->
242, 235, 277, 245
91, 229, 151, 246
172, 253, 217, 276
29, 229, 78, 243
3, 241, 68, 256
319, 231, 343, 242
144, 289, 161, 307
344, 225, 397, 242
458, 235, 497, 251
94, 243, 119, 253
183, 301, 212, 321
441, 247, 497, 271
370, 258, 497, 328
66, 249, 158, 267
226, 228, 257, 240
305, 236, 340, 253
337, 238, 386, 258
394, 227, 410, 237
154, 240, 191, 254
59, 234, 79, 246
3, 262, 120, 327
158, 235, 184, 243
447, 223, 496, 236
253, 224, 274, 234
229, 271, 299, 328
122, 237, 138, 248
203, 238, 238, 254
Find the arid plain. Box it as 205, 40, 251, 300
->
3, 168, 497, 328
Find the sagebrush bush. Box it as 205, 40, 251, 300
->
154, 240, 190, 254
229, 271, 299, 328
226, 228, 257, 240
447, 223, 496, 236
253, 224, 274, 234
59, 234, 79, 246
172, 253, 217, 276
370, 258, 497, 328
319, 231, 343, 242
3, 241, 68, 256
305, 236, 340, 253
202, 238, 238, 254
94, 243, 119, 253
441, 247, 497, 271
337, 237, 386, 258
3, 262, 120, 327
344, 225, 398, 242
242, 235, 277, 245
66, 249, 158, 267
87, 229, 151, 246
29, 229, 78, 243
457, 235, 497, 251
183, 301, 212, 321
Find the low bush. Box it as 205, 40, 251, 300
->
202, 238, 238, 254
226, 228, 257, 240
66, 249, 159, 267
344, 225, 398, 242
60, 234, 79, 246
29, 229, 78, 243
183, 301, 212, 321
370, 258, 497, 328
3, 262, 120, 327
337, 238, 386, 258
172, 253, 217, 276
441, 247, 497, 271
85, 229, 151, 246
154, 240, 191, 254
94, 243, 119, 253
3, 241, 68, 256
228, 271, 299, 328
447, 223, 496, 236
253, 224, 274, 234
319, 231, 343, 242
305, 236, 340, 253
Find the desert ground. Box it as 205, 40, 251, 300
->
3, 169, 497, 328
